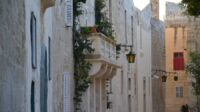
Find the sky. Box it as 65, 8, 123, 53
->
133, 0, 182, 10
133, 0, 182, 21
166, 0, 181, 3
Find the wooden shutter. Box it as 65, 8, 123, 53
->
173, 52, 184, 70
65, 0, 73, 26
64, 73, 71, 112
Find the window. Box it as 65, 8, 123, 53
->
109, 0, 112, 20
173, 52, 184, 70
143, 94, 146, 112
143, 77, 146, 91
48, 37, 51, 80
64, 0, 73, 26
176, 86, 183, 98
31, 81, 35, 112
128, 78, 131, 90
125, 10, 127, 43
131, 16, 134, 44
121, 70, 123, 94
128, 95, 132, 112
134, 74, 137, 95
30, 12, 37, 69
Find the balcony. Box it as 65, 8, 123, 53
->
85, 33, 120, 79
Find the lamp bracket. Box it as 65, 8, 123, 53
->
117, 44, 132, 48
152, 69, 177, 75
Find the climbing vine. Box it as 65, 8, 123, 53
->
73, 0, 94, 111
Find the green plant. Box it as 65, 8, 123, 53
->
97, 17, 114, 39
180, 0, 200, 17
95, 0, 115, 39
80, 27, 91, 35
73, 0, 94, 111
73, 31, 94, 110
186, 52, 200, 112
181, 104, 189, 112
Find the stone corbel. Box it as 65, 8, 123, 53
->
88, 61, 108, 78
41, 0, 55, 13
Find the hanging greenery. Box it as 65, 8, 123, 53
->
95, 0, 115, 39
73, 0, 94, 111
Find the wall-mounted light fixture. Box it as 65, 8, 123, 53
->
151, 69, 178, 82
117, 44, 136, 63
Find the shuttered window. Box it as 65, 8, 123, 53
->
64, 73, 71, 112
65, 0, 73, 26
173, 52, 184, 70
176, 86, 183, 98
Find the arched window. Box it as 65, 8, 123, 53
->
30, 12, 37, 69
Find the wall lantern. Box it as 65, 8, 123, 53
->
117, 44, 136, 63
162, 75, 167, 82
174, 76, 178, 81
126, 51, 136, 63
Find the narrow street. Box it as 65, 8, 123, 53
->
0, 0, 200, 112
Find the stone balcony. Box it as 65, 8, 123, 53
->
85, 33, 120, 79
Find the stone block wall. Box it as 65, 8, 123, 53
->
52, 1, 74, 112
0, 0, 27, 112
151, 18, 165, 112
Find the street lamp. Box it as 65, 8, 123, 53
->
117, 44, 136, 63
126, 51, 136, 63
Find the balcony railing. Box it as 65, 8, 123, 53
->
85, 33, 120, 79
86, 33, 117, 64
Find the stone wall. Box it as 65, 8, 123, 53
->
0, 0, 27, 112
165, 23, 189, 112
135, 4, 153, 112
187, 17, 200, 53
111, 0, 137, 112
186, 17, 200, 109
151, 18, 165, 112
52, 1, 74, 112
0, 1, 74, 112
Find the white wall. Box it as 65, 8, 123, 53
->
134, 4, 152, 112
25, 0, 42, 111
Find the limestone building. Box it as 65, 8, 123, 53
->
164, 2, 189, 112
0, 0, 74, 112
78, 0, 139, 112
151, 0, 165, 112
186, 11, 200, 112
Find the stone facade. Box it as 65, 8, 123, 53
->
0, 0, 74, 112
186, 14, 200, 111
111, 0, 137, 112
151, 0, 166, 112
165, 2, 189, 112
151, 18, 165, 112
0, 1, 26, 111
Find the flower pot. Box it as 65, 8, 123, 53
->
90, 27, 97, 33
